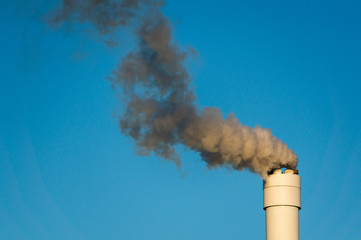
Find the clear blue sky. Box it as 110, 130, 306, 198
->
1, 0, 361, 239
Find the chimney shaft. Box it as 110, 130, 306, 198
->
263, 169, 301, 240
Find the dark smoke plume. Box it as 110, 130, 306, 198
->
49, 0, 298, 179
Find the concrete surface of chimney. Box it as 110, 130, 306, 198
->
263, 169, 301, 240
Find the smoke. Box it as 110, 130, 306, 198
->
49, 0, 298, 179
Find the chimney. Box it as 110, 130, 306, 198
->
263, 168, 301, 240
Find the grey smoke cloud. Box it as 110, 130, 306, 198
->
49, 0, 298, 179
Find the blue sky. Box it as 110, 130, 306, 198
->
1, 0, 361, 239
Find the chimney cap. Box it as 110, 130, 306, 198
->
267, 168, 299, 175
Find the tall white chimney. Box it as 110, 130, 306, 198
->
263, 169, 301, 240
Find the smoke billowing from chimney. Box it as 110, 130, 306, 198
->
49, 0, 298, 179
